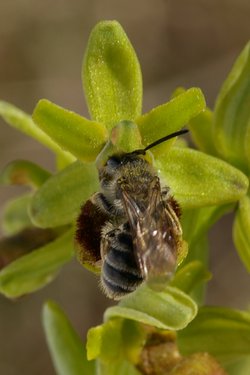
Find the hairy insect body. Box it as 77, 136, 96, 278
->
96, 155, 158, 298
75, 153, 182, 300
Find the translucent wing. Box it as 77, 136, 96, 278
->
120, 176, 182, 289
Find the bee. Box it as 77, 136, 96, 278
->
75, 129, 187, 300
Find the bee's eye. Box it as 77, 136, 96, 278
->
106, 156, 121, 168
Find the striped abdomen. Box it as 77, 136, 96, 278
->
101, 228, 143, 300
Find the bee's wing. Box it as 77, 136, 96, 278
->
120, 177, 181, 286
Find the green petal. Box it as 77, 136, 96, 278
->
156, 147, 249, 208
82, 20, 142, 130
30, 161, 99, 228
43, 301, 95, 375
213, 41, 250, 173
0, 100, 74, 163
136, 88, 205, 156
105, 285, 197, 330
2, 194, 33, 235
0, 228, 74, 298
178, 306, 250, 365
33, 99, 108, 162
233, 195, 250, 272
0, 160, 50, 188
170, 261, 211, 294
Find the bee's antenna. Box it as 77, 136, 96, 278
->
132, 129, 189, 155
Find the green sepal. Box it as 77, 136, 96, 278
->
170, 261, 211, 294
188, 108, 219, 156
30, 161, 99, 228
97, 359, 140, 375
226, 357, 250, 375
2, 194, 33, 235
87, 319, 145, 365
82, 20, 142, 130
43, 301, 95, 375
213, 41, 250, 173
104, 285, 197, 330
180, 204, 232, 304
96, 121, 143, 169
87, 320, 123, 362
0, 160, 50, 188
0, 227, 57, 270
33, 99, 108, 162
0, 228, 74, 298
156, 147, 249, 209
0, 100, 74, 163
178, 306, 250, 365
233, 195, 250, 272
136, 88, 205, 156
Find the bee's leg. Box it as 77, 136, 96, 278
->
93, 192, 114, 215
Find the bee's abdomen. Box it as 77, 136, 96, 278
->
101, 232, 143, 300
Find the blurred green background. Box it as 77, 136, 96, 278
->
0, 1, 250, 374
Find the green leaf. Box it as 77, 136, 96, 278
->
156, 147, 249, 209
105, 285, 197, 330
2, 194, 33, 235
43, 301, 95, 375
233, 195, 250, 272
30, 161, 99, 228
0, 100, 74, 163
0, 160, 50, 187
33, 99, 108, 162
0, 228, 74, 298
136, 88, 206, 155
82, 20, 142, 130
178, 306, 250, 365
213, 41, 250, 173
170, 261, 211, 294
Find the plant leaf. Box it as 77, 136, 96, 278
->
0, 228, 74, 298
156, 147, 249, 209
178, 306, 250, 365
0, 160, 50, 188
2, 194, 33, 235
83, 20, 142, 130
213, 41, 250, 174
43, 301, 95, 375
233, 195, 250, 272
104, 285, 197, 330
136, 88, 205, 156
0, 100, 74, 163
33, 99, 108, 162
30, 161, 99, 228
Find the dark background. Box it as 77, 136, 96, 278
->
0, 1, 250, 374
